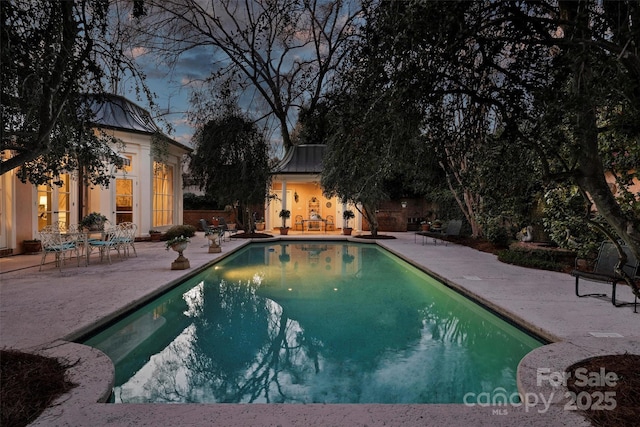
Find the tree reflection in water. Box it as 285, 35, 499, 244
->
95, 242, 541, 404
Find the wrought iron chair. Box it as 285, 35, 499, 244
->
217, 217, 238, 241
114, 222, 137, 257
88, 226, 122, 264
38, 228, 79, 271
294, 215, 304, 231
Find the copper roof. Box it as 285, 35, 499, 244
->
273, 144, 325, 174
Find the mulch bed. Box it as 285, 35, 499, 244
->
351, 234, 396, 240
1, 349, 76, 427
566, 354, 640, 427
230, 232, 273, 239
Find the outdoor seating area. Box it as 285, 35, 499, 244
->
37, 222, 138, 270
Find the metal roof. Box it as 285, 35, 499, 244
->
87, 94, 159, 134
273, 144, 325, 174
85, 94, 191, 152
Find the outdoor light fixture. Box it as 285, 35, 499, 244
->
401, 201, 407, 208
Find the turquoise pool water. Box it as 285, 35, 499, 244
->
83, 241, 543, 404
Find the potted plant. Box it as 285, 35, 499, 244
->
205, 227, 221, 253
80, 212, 108, 231
420, 221, 430, 232
255, 217, 265, 231
278, 209, 291, 235
149, 230, 162, 241
23, 239, 42, 254
164, 225, 196, 269
343, 210, 355, 235
165, 235, 190, 251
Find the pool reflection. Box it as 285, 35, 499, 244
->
84, 242, 542, 404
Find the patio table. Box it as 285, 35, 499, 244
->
302, 219, 327, 233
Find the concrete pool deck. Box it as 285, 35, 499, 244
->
1, 232, 638, 426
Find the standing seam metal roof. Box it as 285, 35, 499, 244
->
273, 144, 325, 174
85, 94, 192, 152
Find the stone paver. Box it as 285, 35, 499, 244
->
1, 232, 637, 426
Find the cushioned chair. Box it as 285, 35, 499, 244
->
115, 222, 137, 257
39, 228, 79, 271
88, 227, 121, 264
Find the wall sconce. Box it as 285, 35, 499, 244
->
401, 201, 407, 208
294, 191, 299, 203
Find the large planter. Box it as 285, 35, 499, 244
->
150, 232, 162, 242
279, 227, 289, 235
421, 224, 430, 231
23, 240, 42, 254
256, 222, 265, 231
343, 228, 353, 236
170, 242, 190, 270
207, 232, 221, 253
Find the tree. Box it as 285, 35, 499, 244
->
321, 64, 425, 237
0, 0, 149, 185
345, 0, 640, 297
188, 105, 272, 232
130, 0, 363, 151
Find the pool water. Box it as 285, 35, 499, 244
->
83, 241, 543, 404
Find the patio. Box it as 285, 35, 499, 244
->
1, 231, 638, 426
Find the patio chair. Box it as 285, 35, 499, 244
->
115, 222, 137, 257
88, 227, 122, 264
217, 217, 238, 241
294, 215, 304, 231
572, 241, 638, 312
325, 215, 335, 231
416, 220, 463, 246
38, 229, 79, 271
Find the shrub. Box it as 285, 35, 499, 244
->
497, 249, 566, 271
164, 224, 196, 241
484, 217, 511, 247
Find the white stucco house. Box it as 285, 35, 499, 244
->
1, 94, 191, 255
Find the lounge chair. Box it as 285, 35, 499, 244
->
416, 220, 463, 246
572, 240, 638, 312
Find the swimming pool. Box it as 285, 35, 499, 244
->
82, 241, 543, 404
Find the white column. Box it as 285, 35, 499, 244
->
281, 180, 288, 228
281, 180, 287, 211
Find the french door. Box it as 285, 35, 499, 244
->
37, 174, 71, 231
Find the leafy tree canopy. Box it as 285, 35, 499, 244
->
1, 0, 149, 186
